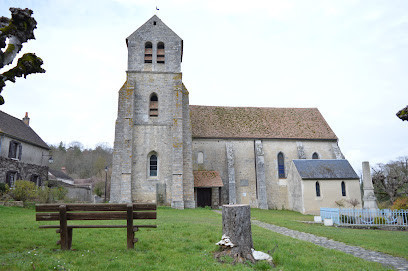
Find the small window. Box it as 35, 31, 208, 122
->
8, 141, 22, 160
153, 21, 157, 25
144, 42, 153, 63
197, 152, 204, 164
157, 42, 165, 64
278, 152, 285, 178
312, 152, 319, 159
6, 171, 17, 188
316, 181, 321, 197
149, 154, 158, 177
149, 93, 158, 117
341, 181, 346, 196
30, 175, 41, 186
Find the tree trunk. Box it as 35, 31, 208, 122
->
217, 204, 255, 263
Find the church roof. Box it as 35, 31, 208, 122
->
0, 110, 49, 149
293, 159, 359, 180
189, 106, 337, 140
193, 171, 224, 187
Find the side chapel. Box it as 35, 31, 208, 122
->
110, 15, 362, 214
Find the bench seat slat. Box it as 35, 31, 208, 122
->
39, 225, 157, 229
36, 211, 157, 221
36, 203, 156, 212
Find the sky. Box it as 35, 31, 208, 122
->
0, 0, 407, 174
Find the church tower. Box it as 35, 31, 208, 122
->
110, 15, 195, 209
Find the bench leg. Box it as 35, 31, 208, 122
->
67, 228, 73, 250
127, 204, 134, 249
59, 205, 69, 250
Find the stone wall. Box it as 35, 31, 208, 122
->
0, 156, 48, 186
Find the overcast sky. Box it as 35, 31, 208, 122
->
1, 0, 407, 173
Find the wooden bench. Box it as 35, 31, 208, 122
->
35, 203, 157, 250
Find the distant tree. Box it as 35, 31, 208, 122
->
397, 105, 408, 121
0, 7, 45, 105
372, 156, 408, 203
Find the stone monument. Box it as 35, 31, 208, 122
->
362, 161, 378, 209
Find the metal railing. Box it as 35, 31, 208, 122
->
320, 208, 408, 226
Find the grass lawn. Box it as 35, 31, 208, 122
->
251, 209, 408, 260
0, 205, 392, 270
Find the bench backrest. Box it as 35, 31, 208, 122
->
36, 203, 156, 222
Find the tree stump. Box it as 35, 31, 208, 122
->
216, 204, 255, 263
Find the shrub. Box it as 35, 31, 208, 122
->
0, 183, 9, 195
11, 180, 37, 202
37, 186, 51, 203
392, 197, 408, 210
93, 181, 105, 197
340, 215, 355, 224
374, 217, 386, 225
50, 186, 67, 202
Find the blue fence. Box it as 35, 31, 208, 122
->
320, 208, 408, 226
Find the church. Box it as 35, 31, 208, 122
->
110, 15, 362, 214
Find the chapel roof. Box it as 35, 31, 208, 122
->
293, 159, 359, 180
189, 105, 338, 140
193, 170, 224, 187
0, 110, 49, 149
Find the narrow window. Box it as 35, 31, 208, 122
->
197, 152, 204, 164
157, 42, 165, 64
278, 152, 285, 178
6, 171, 17, 188
149, 93, 158, 117
149, 154, 158, 177
316, 181, 321, 197
144, 42, 152, 63
341, 181, 346, 196
312, 152, 319, 159
8, 141, 22, 160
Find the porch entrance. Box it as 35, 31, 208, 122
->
197, 188, 212, 207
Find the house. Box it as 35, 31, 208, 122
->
0, 111, 50, 187
48, 168, 93, 202
110, 15, 362, 211
287, 160, 362, 214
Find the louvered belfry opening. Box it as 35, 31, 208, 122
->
157, 42, 165, 64
149, 94, 158, 117
144, 42, 153, 63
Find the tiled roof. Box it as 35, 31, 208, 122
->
293, 159, 359, 180
189, 105, 337, 140
0, 110, 49, 149
49, 169, 73, 181
194, 170, 224, 187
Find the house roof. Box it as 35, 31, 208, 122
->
48, 169, 73, 181
189, 105, 337, 140
0, 110, 49, 149
193, 170, 224, 187
293, 159, 359, 180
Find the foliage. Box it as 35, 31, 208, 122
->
373, 217, 386, 225
392, 197, 408, 210
49, 141, 113, 179
397, 105, 408, 121
347, 198, 360, 208
340, 215, 355, 224
93, 181, 105, 197
10, 180, 37, 202
0, 7, 45, 105
50, 186, 67, 201
36, 185, 51, 203
0, 207, 389, 270
0, 182, 9, 194
372, 156, 408, 203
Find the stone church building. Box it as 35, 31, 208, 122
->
110, 15, 361, 213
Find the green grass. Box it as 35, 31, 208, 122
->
251, 209, 408, 260
0, 206, 391, 270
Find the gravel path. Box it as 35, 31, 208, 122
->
213, 210, 408, 270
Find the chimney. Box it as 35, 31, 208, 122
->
22, 112, 30, 126
61, 167, 67, 174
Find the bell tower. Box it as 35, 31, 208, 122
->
110, 15, 195, 209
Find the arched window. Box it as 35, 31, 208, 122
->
149, 93, 158, 117
144, 42, 152, 63
316, 181, 321, 197
312, 152, 319, 159
341, 181, 346, 196
149, 154, 158, 177
278, 152, 285, 178
157, 42, 165, 64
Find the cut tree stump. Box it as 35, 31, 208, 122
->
216, 204, 255, 263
